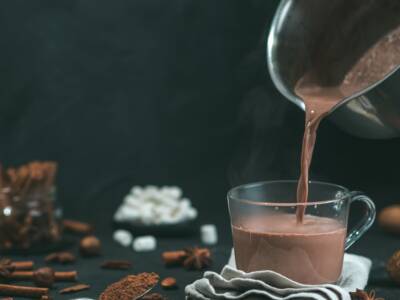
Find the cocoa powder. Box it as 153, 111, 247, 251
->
99, 272, 159, 300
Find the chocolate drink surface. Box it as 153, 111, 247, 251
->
295, 25, 400, 222
232, 214, 346, 284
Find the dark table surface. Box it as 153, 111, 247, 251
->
5, 220, 400, 300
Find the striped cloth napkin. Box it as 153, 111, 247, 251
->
185, 250, 371, 300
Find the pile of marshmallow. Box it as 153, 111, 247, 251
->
114, 185, 198, 225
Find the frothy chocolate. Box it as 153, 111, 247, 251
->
232, 214, 346, 284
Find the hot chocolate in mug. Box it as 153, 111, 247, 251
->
228, 180, 375, 284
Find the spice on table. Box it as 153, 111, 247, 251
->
350, 289, 383, 300
59, 283, 90, 294
101, 260, 132, 270
161, 250, 187, 266
10, 261, 34, 271
160, 277, 177, 289
80, 235, 101, 256
183, 247, 212, 270
0, 283, 48, 298
387, 249, 400, 284
45, 252, 76, 264
32, 268, 55, 288
161, 247, 212, 270
0, 260, 14, 278
3, 268, 78, 286
0, 259, 34, 277
378, 205, 400, 234
99, 272, 159, 300
141, 293, 167, 300
63, 219, 94, 235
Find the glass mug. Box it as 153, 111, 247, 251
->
227, 180, 375, 284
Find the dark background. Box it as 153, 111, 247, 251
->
1, 0, 400, 299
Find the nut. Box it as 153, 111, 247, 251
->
79, 236, 101, 256
34, 267, 55, 288
387, 250, 400, 284
378, 205, 400, 233
161, 277, 177, 289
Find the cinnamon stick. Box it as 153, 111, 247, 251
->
0, 284, 48, 298
10, 261, 33, 271
63, 219, 93, 234
54, 271, 77, 282
101, 260, 132, 270
59, 283, 90, 294
9, 270, 77, 282
161, 250, 187, 266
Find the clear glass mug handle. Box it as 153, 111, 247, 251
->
345, 191, 376, 250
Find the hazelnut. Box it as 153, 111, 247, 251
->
378, 205, 400, 233
34, 267, 55, 288
80, 236, 101, 256
387, 250, 400, 284
161, 277, 177, 289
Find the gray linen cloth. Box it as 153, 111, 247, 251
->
185, 250, 371, 300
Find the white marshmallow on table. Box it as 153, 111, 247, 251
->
113, 229, 133, 247
201, 224, 218, 245
133, 235, 157, 252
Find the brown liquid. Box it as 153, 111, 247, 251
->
231, 20, 400, 285
295, 25, 400, 222
232, 214, 346, 284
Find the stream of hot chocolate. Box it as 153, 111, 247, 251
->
294, 23, 400, 223
294, 85, 343, 223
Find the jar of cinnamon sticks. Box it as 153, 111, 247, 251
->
0, 161, 63, 251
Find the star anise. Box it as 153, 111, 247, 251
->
183, 247, 211, 270
350, 289, 384, 300
0, 258, 15, 278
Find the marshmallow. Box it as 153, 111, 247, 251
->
140, 208, 154, 225
131, 186, 143, 196
113, 229, 133, 247
132, 235, 157, 252
187, 208, 198, 219
201, 224, 218, 245
113, 210, 124, 222
124, 195, 140, 207
119, 206, 140, 219
165, 186, 182, 199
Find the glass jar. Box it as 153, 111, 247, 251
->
0, 186, 63, 251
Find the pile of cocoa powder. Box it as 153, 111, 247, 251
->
99, 272, 159, 300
